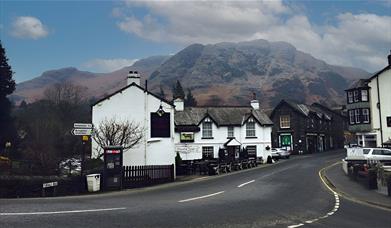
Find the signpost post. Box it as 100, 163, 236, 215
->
71, 123, 93, 191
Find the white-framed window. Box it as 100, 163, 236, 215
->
347, 91, 353, 103
280, 115, 290, 129
202, 117, 213, 138
355, 109, 361, 123
227, 126, 234, 138
349, 110, 355, 124
202, 146, 214, 159
246, 118, 256, 137
354, 90, 360, 102
361, 90, 368, 102
362, 108, 370, 123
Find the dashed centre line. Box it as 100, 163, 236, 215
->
178, 191, 225, 203
237, 180, 255, 188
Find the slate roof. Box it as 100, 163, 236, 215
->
346, 79, 369, 91
273, 100, 331, 120
175, 107, 273, 126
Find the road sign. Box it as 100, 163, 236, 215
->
73, 123, 93, 129
43, 181, 58, 188
72, 128, 93, 136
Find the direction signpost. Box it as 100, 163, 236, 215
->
72, 123, 93, 189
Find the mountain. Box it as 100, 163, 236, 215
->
148, 39, 370, 107
11, 55, 170, 103
11, 40, 370, 108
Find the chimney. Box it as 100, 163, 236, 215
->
250, 100, 259, 110
388, 50, 391, 66
127, 71, 140, 86
250, 92, 259, 110
174, 98, 184, 111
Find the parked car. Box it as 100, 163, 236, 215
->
346, 147, 391, 161
271, 149, 281, 160
274, 148, 290, 159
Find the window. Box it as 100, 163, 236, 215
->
372, 149, 382, 155
382, 150, 391, 156
227, 126, 234, 138
353, 90, 360, 102
355, 109, 361, 124
363, 149, 370, 154
387, 116, 391, 127
246, 118, 256, 137
347, 91, 353, 103
150, 113, 170, 138
202, 146, 214, 159
202, 117, 213, 138
280, 115, 290, 129
361, 90, 368, 101
362, 108, 370, 123
349, 110, 355, 124
246, 146, 257, 157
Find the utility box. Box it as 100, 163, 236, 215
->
86, 174, 101, 192
103, 146, 123, 190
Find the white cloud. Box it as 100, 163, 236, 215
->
11, 16, 49, 39
82, 58, 138, 72
116, 1, 391, 72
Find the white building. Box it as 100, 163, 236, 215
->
174, 99, 273, 163
91, 71, 176, 166
367, 53, 391, 147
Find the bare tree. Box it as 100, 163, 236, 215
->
43, 82, 87, 106
92, 118, 144, 158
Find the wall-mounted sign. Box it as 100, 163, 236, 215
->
151, 113, 171, 138
180, 132, 194, 142
176, 145, 200, 154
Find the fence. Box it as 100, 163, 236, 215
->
122, 165, 174, 188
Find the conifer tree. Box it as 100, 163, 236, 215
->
172, 80, 185, 100
185, 89, 197, 107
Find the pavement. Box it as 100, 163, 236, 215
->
1, 150, 390, 228
323, 161, 391, 210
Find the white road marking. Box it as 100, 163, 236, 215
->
287, 164, 341, 228
237, 180, 255, 188
195, 177, 209, 181
0, 207, 126, 216
178, 191, 225, 203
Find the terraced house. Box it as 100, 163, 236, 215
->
346, 52, 391, 147
270, 100, 341, 154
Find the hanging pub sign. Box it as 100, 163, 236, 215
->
150, 112, 171, 138
180, 132, 194, 142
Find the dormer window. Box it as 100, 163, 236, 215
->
361, 90, 368, 102
246, 118, 256, 137
347, 91, 353, 104
202, 117, 213, 138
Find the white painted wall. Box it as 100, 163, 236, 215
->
92, 85, 175, 166
368, 68, 391, 146
174, 118, 272, 163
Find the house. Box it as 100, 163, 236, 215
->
270, 100, 335, 154
174, 99, 274, 163
91, 71, 176, 166
347, 52, 391, 147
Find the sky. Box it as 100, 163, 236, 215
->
0, 0, 390, 83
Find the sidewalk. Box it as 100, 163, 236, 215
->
324, 162, 391, 209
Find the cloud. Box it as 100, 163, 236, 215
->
82, 58, 138, 72
11, 16, 49, 39
116, 1, 391, 72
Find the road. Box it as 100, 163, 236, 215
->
1, 151, 390, 227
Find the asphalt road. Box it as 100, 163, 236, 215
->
1, 151, 390, 227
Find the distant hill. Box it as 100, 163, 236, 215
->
147, 39, 370, 107
11, 40, 370, 108
11, 55, 170, 103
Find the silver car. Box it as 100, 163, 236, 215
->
272, 148, 290, 159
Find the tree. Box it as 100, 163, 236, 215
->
185, 89, 197, 107
0, 41, 16, 156
172, 80, 185, 100
92, 118, 144, 158
158, 84, 166, 99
